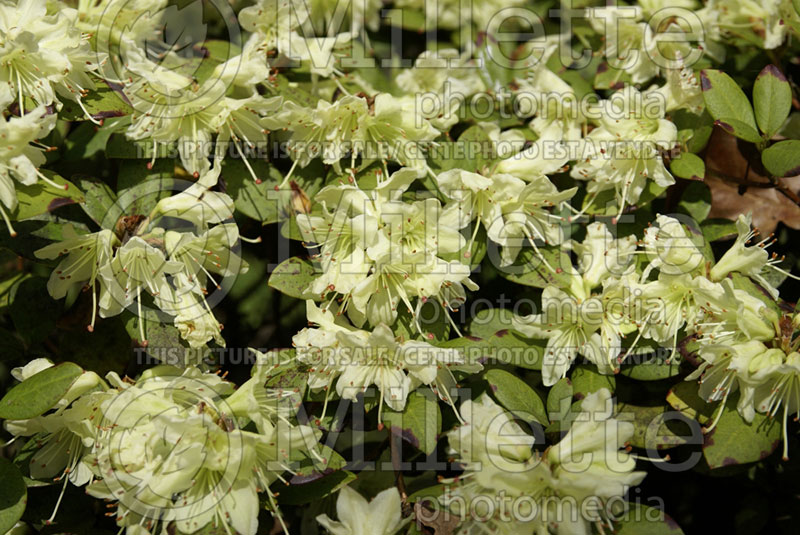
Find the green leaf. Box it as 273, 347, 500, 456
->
393, 301, 450, 343
730, 272, 781, 313
498, 247, 574, 289
223, 158, 324, 224
619, 350, 682, 381
761, 140, 800, 177
584, 180, 666, 216
268, 257, 319, 300
273, 74, 320, 108
11, 172, 84, 221
714, 118, 763, 143
77, 178, 121, 228
617, 403, 693, 450
485, 369, 548, 424
382, 391, 442, 455
670, 152, 706, 181
428, 126, 495, 175
677, 181, 711, 222
570, 365, 615, 398
116, 159, 177, 219
700, 70, 757, 131
546, 377, 573, 421
616, 503, 684, 535
0, 458, 27, 534
438, 333, 544, 370
122, 310, 187, 355
753, 65, 792, 138
277, 470, 356, 506
0, 362, 83, 420
594, 61, 631, 90
673, 109, 714, 153
702, 393, 781, 469
58, 84, 133, 122
468, 308, 516, 339
700, 218, 738, 242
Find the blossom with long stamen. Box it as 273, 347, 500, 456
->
709, 212, 800, 299
292, 301, 481, 420
0, 0, 105, 119
571, 87, 677, 218
0, 100, 59, 234
35, 227, 118, 332
441, 389, 646, 535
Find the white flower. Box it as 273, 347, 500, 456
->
754, 351, 800, 460
317, 486, 410, 535
122, 44, 282, 180
0, 103, 58, 234
265, 93, 439, 175
85, 366, 322, 535
572, 87, 677, 217
297, 168, 477, 329
438, 144, 577, 267
35, 227, 118, 331
708, 213, 788, 299
76, 0, 167, 49
3, 359, 107, 498
447, 393, 534, 481
442, 389, 645, 535
547, 389, 646, 507
642, 215, 705, 277
293, 301, 481, 416
513, 271, 635, 384
0, 0, 104, 117
587, 6, 659, 83
572, 221, 637, 289
688, 340, 774, 427
707, 0, 787, 50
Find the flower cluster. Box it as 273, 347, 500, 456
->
441, 389, 646, 534
296, 166, 478, 329
4, 354, 324, 535
35, 181, 247, 348
0, 0, 103, 118
293, 300, 482, 417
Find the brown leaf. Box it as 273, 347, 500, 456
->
704, 127, 800, 234
414, 502, 461, 535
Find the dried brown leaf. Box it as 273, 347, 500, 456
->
704, 127, 800, 234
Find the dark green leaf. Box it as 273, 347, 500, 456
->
677, 181, 711, 222
485, 369, 548, 424
761, 140, 800, 177
714, 118, 763, 143
498, 247, 574, 289
753, 65, 792, 138
670, 153, 706, 181
58, 85, 133, 122
277, 470, 356, 506
700, 218, 737, 242
703, 393, 781, 469
570, 365, 615, 398
11, 172, 84, 222
77, 178, 121, 228
616, 503, 684, 534
382, 391, 442, 455
268, 257, 319, 300
700, 70, 757, 131
0, 458, 27, 534
0, 363, 83, 420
